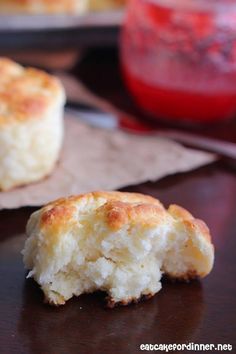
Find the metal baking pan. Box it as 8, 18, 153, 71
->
0, 10, 124, 49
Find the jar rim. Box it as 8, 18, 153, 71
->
146, 0, 236, 12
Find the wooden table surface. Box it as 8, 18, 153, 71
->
0, 48, 236, 354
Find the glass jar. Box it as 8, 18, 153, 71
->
120, 0, 236, 123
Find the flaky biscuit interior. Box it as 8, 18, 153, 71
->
23, 191, 214, 307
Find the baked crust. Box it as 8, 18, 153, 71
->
23, 191, 215, 306
0, 58, 64, 125
168, 204, 211, 244
41, 191, 165, 225
0, 0, 87, 13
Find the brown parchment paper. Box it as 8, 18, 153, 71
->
0, 115, 216, 209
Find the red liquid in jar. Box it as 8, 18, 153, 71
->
121, 0, 236, 123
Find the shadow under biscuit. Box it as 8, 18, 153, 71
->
18, 278, 205, 354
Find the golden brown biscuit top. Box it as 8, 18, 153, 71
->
0, 58, 65, 125
39, 191, 165, 233
168, 204, 211, 243
101, 201, 166, 230
0, 0, 83, 13
37, 191, 213, 248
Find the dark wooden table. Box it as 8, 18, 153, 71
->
0, 48, 236, 354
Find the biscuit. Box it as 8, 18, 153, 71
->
0, 0, 87, 14
22, 191, 214, 307
0, 58, 65, 191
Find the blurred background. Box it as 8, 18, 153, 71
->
0, 0, 236, 145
